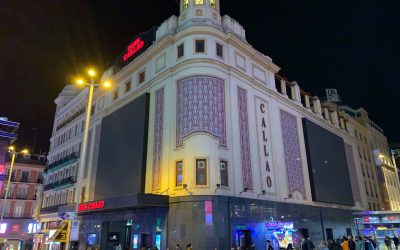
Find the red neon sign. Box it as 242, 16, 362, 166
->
78, 200, 105, 212
123, 38, 145, 61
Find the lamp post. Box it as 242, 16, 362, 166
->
74, 69, 111, 209
0, 146, 29, 226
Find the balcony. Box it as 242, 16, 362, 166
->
45, 152, 79, 173
44, 176, 77, 191
3, 213, 33, 219
40, 204, 61, 214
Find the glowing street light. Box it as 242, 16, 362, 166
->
73, 68, 111, 213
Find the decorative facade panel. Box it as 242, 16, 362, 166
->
238, 87, 253, 189
176, 76, 226, 147
280, 111, 305, 197
345, 143, 361, 202
153, 88, 164, 190
90, 123, 102, 198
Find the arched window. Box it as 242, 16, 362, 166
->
210, 0, 216, 8
183, 0, 189, 8
195, 0, 204, 5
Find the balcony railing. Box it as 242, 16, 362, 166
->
20, 176, 29, 182
45, 152, 79, 173
44, 176, 77, 191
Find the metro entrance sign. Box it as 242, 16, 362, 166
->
50, 220, 71, 243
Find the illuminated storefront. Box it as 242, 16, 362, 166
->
354, 211, 400, 247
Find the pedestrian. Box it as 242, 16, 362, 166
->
302, 237, 316, 250
266, 240, 273, 250
152, 245, 159, 250
176, 244, 183, 250
341, 238, 349, 250
394, 235, 399, 250
354, 236, 364, 250
287, 243, 294, 250
348, 236, 356, 250
186, 243, 192, 250
330, 240, 343, 250
317, 241, 329, 250
364, 237, 374, 250
385, 236, 392, 250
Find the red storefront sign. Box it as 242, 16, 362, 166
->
78, 200, 105, 212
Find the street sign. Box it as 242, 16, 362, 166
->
70, 220, 80, 241
0, 174, 8, 181
59, 212, 76, 220
50, 220, 71, 243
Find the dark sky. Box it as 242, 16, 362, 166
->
0, 0, 399, 153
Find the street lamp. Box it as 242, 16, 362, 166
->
0, 146, 29, 225
74, 69, 111, 210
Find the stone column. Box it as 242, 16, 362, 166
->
312, 97, 322, 116
280, 79, 287, 96
304, 95, 311, 109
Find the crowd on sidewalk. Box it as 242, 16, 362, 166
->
295, 235, 400, 250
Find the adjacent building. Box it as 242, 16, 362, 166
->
0, 153, 45, 249
38, 0, 399, 249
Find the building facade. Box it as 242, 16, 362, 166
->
339, 105, 400, 211
39, 0, 382, 249
0, 153, 45, 249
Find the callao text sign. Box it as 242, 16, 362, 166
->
255, 97, 275, 194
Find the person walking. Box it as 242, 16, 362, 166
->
287, 243, 294, 250
354, 236, 364, 250
364, 237, 374, 250
385, 236, 392, 250
266, 240, 273, 250
176, 244, 183, 250
341, 238, 349, 250
348, 236, 356, 250
393, 235, 399, 250
302, 238, 316, 250
186, 243, 192, 250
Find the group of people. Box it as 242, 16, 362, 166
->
287, 235, 400, 250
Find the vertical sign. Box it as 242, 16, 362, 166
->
255, 98, 275, 194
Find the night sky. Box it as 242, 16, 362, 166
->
0, 0, 399, 153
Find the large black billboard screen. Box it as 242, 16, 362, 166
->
94, 93, 149, 200
302, 118, 354, 206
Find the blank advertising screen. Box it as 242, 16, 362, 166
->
302, 118, 354, 206
94, 93, 150, 200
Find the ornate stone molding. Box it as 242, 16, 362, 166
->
176, 76, 226, 147
153, 88, 164, 190
238, 87, 253, 190
280, 110, 305, 197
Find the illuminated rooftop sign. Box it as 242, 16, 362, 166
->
116, 27, 157, 69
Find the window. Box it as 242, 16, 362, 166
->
177, 44, 184, 59
176, 161, 183, 187
183, 0, 189, 8
14, 204, 23, 217
138, 71, 146, 84
17, 187, 27, 199
113, 88, 119, 101
195, 40, 205, 53
210, 0, 216, 7
216, 43, 223, 58
125, 79, 132, 93
90, 104, 95, 116
196, 159, 207, 185
81, 186, 86, 202
195, 0, 203, 4
20, 171, 29, 182
220, 161, 228, 187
